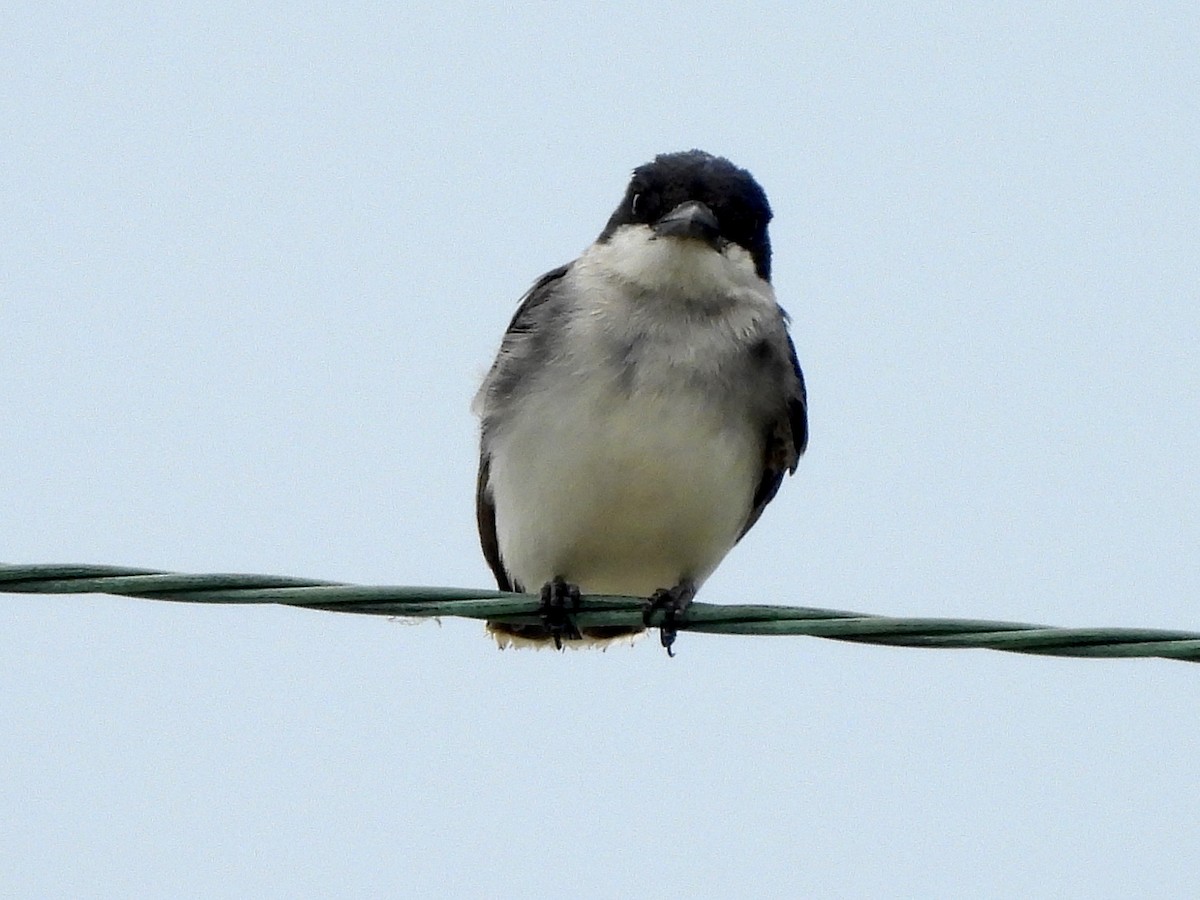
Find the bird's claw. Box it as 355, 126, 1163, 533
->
539, 577, 582, 650
642, 581, 696, 658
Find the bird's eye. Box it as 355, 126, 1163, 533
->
631, 193, 642, 217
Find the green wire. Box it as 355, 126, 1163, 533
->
2, 563, 1197, 662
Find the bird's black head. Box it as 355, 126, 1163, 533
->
598, 150, 774, 281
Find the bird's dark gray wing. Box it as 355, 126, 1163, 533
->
476, 453, 517, 591
475, 264, 572, 592
739, 333, 808, 540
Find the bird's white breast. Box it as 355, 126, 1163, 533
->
487, 374, 760, 597
484, 229, 778, 597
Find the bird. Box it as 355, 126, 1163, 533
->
473, 150, 807, 653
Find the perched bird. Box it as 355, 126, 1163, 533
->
473, 150, 807, 652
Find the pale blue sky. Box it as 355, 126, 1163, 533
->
3, 4, 1199, 898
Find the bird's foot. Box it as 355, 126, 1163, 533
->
539, 576, 582, 650
642, 580, 696, 658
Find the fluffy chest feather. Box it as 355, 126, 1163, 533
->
485, 251, 778, 595
487, 367, 762, 596
478, 226, 793, 597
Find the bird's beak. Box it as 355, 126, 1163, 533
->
653, 201, 721, 248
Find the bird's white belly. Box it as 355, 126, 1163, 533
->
488, 380, 759, 596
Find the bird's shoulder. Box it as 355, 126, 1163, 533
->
474, 263, 575, 421
502, 263, 572, 335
